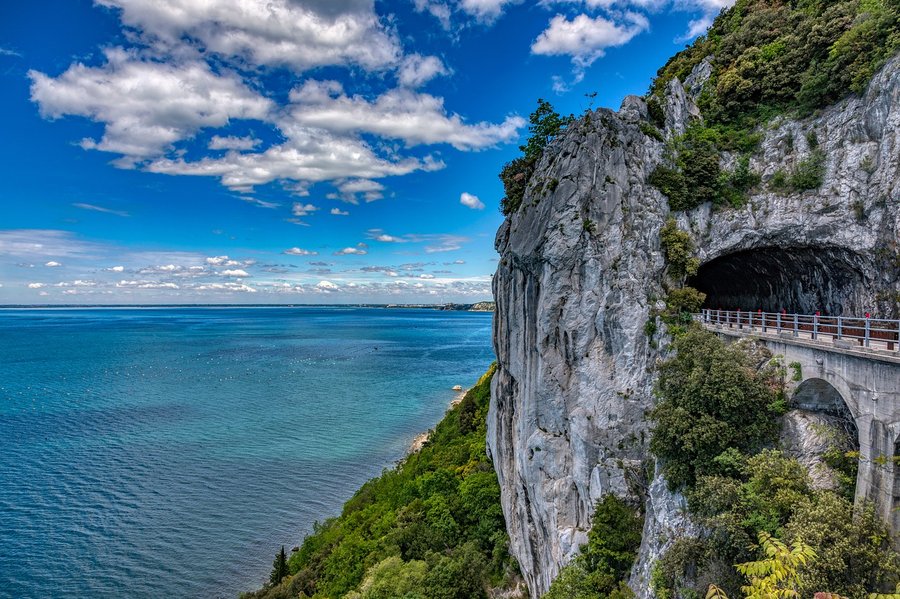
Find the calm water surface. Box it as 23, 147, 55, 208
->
0, 307, 494, 598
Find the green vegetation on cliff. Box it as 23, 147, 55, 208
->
659, 219, 700, 283
544, 495, 644, 599
651, 0, 899, 127
500, 99, 573, 215
650, 328, 785, 490
646, 0, 898, 212
650, 328, 900, 599
649, 124, 761, 211
243, 364, 521, 599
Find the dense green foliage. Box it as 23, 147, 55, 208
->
787, 148, 826, 191
646, 0, 897, 211
544, 495, 644, 599
732, 532, 815, 599
500, 99, 572, 215
672, 451, 900, 599
647, 96, 666, 128
689, 450, 817, 559
651, 0, 900, 127
521, 99, 574, 163
652, 537, 723, 599
766, 132, 827, 193
783, 493, 899, 598
346, 556, 427, 599
660, 219, 700, 281
650, 332, 899, 599
822, 447, 860, 502
243, 365, 520, 599
657, 218, 706, 329
649, 125, 760, 211
651, 126, 722, 210
499, 157, 534, 216
664, 287, 707, 324
650, 329, 784, 490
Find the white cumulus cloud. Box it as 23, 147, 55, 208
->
292, 203, 318, 217
368, 229, 408, 243
398, 54, 449, 88
45, 261, 62, 267
412, 0, 520, 28
26, 0, 527, 201
460, 192, 485, 210
287, 81, 524, 151
329, 179, 385, 203
334, 243, 369, 256
220, 269, 250, 277
96, 0, 401, 73
206, 255, 241, 266
283, 247, 318, 256
458, 0, 521, 22
147, 127, 439, 192
29, 48, 273, 163
195, 281, 256, 292
531, 12, 649, 68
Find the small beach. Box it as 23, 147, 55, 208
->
409, 388, 468, 453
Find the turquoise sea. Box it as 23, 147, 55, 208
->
0, 307, 495, 598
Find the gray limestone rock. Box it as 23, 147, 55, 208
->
780, 409, 856, 492
684, 57, 713, 101
488, 54, 900, 599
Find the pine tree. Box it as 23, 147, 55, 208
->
518, 98, 573, 162
270, 545, 289, 586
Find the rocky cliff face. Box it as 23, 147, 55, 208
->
488, 54, 900, 599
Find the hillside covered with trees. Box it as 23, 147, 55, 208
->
243, 365, 523, 599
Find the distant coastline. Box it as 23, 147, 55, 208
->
0, 302, 496, 311
386, 301, 495, 312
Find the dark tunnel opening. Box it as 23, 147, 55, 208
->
688, 246, 869, 315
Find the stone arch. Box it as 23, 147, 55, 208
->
793, 376, 858, 421
791, 376, 862, 498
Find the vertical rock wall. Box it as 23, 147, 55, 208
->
488, 55, 900, 599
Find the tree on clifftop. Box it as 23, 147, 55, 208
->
500, 99, 573, 215
520, 98, 573, 162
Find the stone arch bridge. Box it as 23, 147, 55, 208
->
698, 309, 900, 538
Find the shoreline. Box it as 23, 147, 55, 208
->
408, 388, 468, 453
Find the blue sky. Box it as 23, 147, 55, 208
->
0, 0, 728, 304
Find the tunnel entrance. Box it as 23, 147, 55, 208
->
688, 246, 868, 314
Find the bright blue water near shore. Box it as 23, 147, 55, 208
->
0, 307, 494, 598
